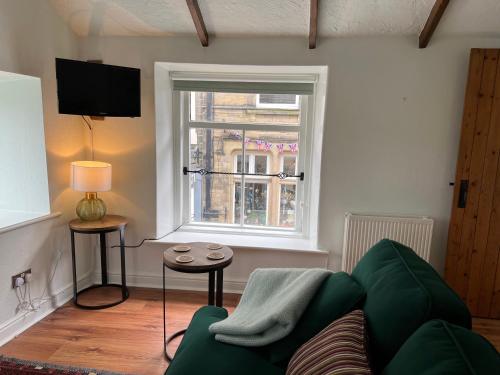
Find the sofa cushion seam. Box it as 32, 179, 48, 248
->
389, 240, 432, 319
441, 321, 477, 375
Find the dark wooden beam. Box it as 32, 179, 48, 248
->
419, 0, 449, 48
186, 0, 209, 47
309, 0, 318, 49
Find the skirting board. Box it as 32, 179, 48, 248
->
95, 272, 247, 294
0, 271, 94, 347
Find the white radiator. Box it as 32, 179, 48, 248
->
342, 213, 434, 273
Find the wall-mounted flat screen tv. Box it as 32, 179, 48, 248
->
56, 58, 141, 117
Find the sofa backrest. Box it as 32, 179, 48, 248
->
382, 320, 500, 375
351, 239, 471, 372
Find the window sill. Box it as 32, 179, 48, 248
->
0, 211, 61, 235
147, 230, 327, 255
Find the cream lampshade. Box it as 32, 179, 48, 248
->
71, 161, 112, 221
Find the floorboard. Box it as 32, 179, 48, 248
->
1, 287, 499, 375
0, 288, 240, 375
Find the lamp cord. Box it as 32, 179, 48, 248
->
81, 116, 94, 160
110, 222, 185, 249
81, 114, 183, 249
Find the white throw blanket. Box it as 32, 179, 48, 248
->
208, 268, 331, 347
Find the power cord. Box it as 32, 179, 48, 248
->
30, 248, 65, 309
81, 115, 95, 160
14, 223, 184, 313
15, 248, 65, 314
110, 222, 185, 249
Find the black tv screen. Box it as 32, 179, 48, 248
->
56, 58, 141, 117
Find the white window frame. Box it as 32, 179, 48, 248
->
232, 179, 270, 227
233, 153, 270, 175
256, 93, 300, 109
181, 91, 307, 234
233, 152, 271, 226
154, 63, 328, 245
278, 182, 297, 228
280, 154, 298, 176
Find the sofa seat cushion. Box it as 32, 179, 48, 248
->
263, 272, 366, 367
351, 239, 471, 372
382, 320, 500, 375
287, 310, 372, 375
166, 306, 284, 375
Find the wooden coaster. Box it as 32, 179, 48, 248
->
207, 243, 223, 250
173, 245, 191, 252
207, 251, 225, 260
176, 255, 194, 263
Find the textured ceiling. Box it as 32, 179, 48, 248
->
49, 0, 500, 38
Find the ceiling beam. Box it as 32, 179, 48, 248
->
309, 0, 318, 49
419, 0, 449, 48
186, 0, 209, 47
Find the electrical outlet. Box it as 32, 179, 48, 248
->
11, 268, 31, 289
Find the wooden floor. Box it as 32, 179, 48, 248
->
1, 287, 499, 375
0, 287, 240, 375
471, 317, 500, 351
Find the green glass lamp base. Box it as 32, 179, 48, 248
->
76, 192, 107, 221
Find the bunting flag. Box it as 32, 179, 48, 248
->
225, 132, 297, 153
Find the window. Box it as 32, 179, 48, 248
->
185, 90, 304, 232
234, 181, 269, 226
279, 184, 296, 227
256, 94, 299, 109
156, 63, 328, 241
234, 154, 269, 174
191, 92, 300, 125
281, 155, 297, 176
279, 155, 297, 227
0, 72, 50, 230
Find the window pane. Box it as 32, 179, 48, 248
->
258, 94, 298, 109
244, 182, 268, 226
234, 182, 241, 224
244, 130, 299, 174
235, 154, 250, 173
279, 184, 296, 227
188, 127, 300, 229
190, 92, 300, 125
189, 128, 242, 224
254, 155, 268, 174
283, 156, 297, 175
234, 182, 269, 226
191, 175, 237, 224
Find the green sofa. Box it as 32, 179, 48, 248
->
166, 239, 499, 374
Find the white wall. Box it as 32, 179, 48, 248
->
78, 34, 500, 288
0, 0, 92, 344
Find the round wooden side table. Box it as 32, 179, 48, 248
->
162, 242, 233, 361
69, 215, 129, 310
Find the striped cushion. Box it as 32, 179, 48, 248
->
286, 310, 372, 375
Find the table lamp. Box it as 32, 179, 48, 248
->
71, 161, 112, 221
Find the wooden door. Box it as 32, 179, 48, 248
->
445, 48, 500, 319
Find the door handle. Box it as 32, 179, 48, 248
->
458, 180, 468, 208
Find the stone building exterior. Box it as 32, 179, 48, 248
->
189, 92, 301, 228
